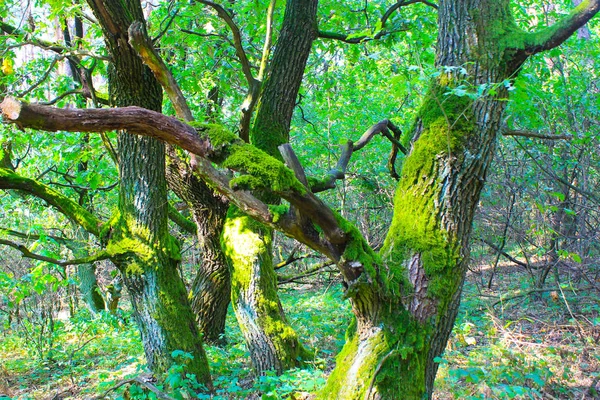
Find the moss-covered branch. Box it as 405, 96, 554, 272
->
0, 168, 103, 236
522, 0, 600, 55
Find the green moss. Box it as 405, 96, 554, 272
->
382, 87, 471, 319
221, 206, 311, 371
190, 122, 238, 151
268, 204, 289, 223
190, 123, 305, 195
102, 210, 181, 275
223, 143, 304, 193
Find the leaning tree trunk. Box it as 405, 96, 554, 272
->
166, 153, 230, 344
86, 0, 211, 384
221, 0, 317, 374
318, 1, 547, 398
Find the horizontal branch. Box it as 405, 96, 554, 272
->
0, 227, 77, 246
0, 97, 353, 261
503, 129, 573, 140
0, 238, 110, 266
1, 97, 211, 157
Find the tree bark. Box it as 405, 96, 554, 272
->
85, 0, 211, 385
222, 0, 318, 374
1, 0, 597, 396
166, 154, 230, 344
318, 1, 599, 398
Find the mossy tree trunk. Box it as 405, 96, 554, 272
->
86, 0, 211, 384
221, 0, 317, 374
3, 0, 596, 397
318, 1, 599, 398
166, 154, 230, 344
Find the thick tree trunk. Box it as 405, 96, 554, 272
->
166, 154, 230, 344
86, 0, 211, 385
222, 0, 318, 374
319, 1, 524, 398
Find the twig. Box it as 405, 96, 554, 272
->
92, 375, 176, 400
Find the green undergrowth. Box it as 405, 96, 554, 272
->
1, 273, 597, 399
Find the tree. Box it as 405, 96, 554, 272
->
0, 0, 213, 385
1, 0, 599, 398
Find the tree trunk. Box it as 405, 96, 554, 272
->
76, 263, 105, 313
222, 0, 318, 374
319, 1, 531, 398
166, 153, 230, 344
86, 0, 211, 385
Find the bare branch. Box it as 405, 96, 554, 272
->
279, 144, 309, 188
0, 97, 210, 157
311, 120, 403, 192
503, 129, 573, 140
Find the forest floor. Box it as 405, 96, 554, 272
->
0, 263, 598, 399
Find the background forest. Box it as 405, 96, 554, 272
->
0, 0, 599, 399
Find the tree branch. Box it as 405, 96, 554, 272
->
168, 203, 197, 235
258, 0, 277, 82
0, 227, 78, 246
310, 119, 405, 192
128, 21, 194, 121
503, 129, 573, 140
521, 0, 600, 55
477, 238, 529, 269
0, 238, 109, 266
0, 167, 103, 237
197, 0, 257, 88
0, 97, 210, 157
0, 97, 350, 260
318, 0, 435, 44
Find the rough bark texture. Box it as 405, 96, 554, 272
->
222, 0, 318, 374
166, 153, 230, 344
318, 1, 588, 398
86, 0, 211, 384
2, 0, 597, 397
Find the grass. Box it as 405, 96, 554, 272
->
0, 266, 598, 399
